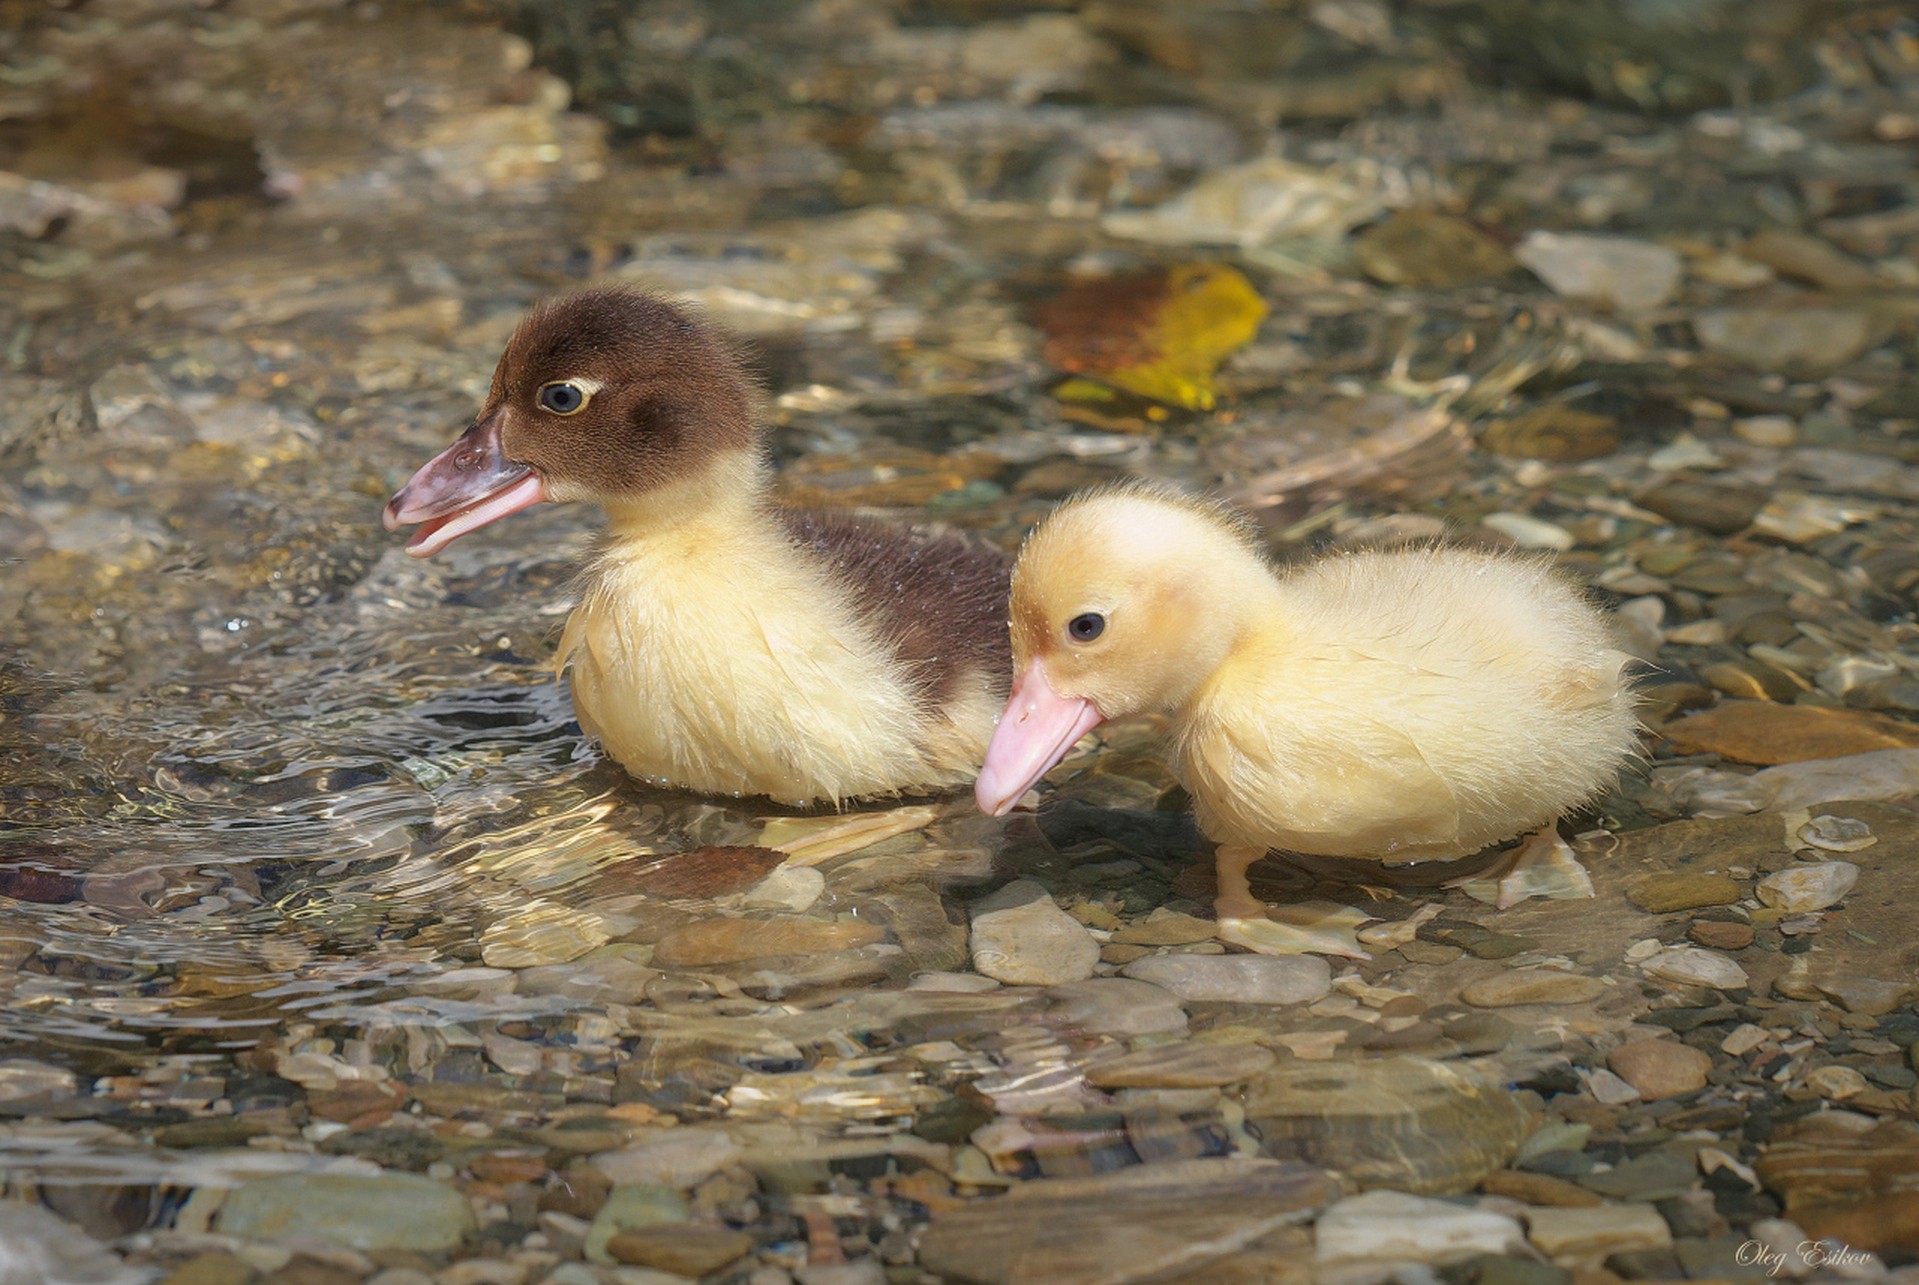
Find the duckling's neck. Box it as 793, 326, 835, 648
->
598, 450, 770, 540
1163, 561, 1289, 711
1184, 560, 1351, 716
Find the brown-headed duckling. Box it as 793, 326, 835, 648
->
385, 288, 1009, 806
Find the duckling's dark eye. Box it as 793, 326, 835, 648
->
1067, 612, 1105, 643
537, 381, 588, 416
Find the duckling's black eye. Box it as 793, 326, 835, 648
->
537, 381, 588, 415
1067, 612, 1105, 643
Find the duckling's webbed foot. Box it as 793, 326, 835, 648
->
1450, 826, 1593, 910
1217, 913, 1372, 959
1212, 844, 1372, 958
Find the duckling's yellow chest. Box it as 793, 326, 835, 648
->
555, 515, 984, 805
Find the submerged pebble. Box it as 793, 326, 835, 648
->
652, 916, 888, 966
214, 1173, 477, 1252
1642, 947, 1750, 992
1045, 978, 1190, 1037
1460, 970, 1606, 1008
1607, 1039, 1711, 1100
969, 881, 1100, 985
1757, 861, 1858, 912
1694, 305, 1877, 371
1625, 872, 1742, 913
1086, 1042, 1275, 1089
1514, 231, 1682, 312
1527, 1204, 1673, 1259
1119, 953, 1331, 1005
1316, 1189, 1525, 1262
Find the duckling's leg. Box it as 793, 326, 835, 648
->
1213, 843, 1267, 923
1213, 844, 1372, 959
1451, 826, 1593, 911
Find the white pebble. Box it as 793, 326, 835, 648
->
1515, 231, 1683, 312
1581, 1067, 1642, 1105
1796, 816, 1877, 852
1482, 511, 1575, 551
1665, 619, 1728, 645
1757, 861, 1858, 913
1121, 953, 1331, 1005
1316, 1190, 1524, 1262
1643, 946, 1750, 991
1647, 431, 1725, 472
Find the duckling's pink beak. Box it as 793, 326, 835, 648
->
976, 661, 1105, 817
382, 412, 546, 557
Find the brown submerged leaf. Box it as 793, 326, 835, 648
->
1661, 701, 1919, 765
589, 845, 789, 900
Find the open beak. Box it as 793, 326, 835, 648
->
975, 661, 1105, 817
382, 413, 546, 558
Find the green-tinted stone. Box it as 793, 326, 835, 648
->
153, 1117, 270, 1149
214, 1174, 475, 1252
1419, 921, 1536, 960
1352, 211, 1518, 288
913, 1096, 995, 1146
1626, 873, 1743, 914
1576, 1148, 1698, 1201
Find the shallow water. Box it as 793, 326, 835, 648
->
4, 1, 1919, 1281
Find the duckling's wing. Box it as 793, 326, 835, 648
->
778, 508, 1012, 707
1283, 703, 1466, 853
1187, 688, 1466, 858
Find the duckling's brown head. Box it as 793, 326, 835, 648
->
977, 484, 1269, 816
383, 288, 755, 556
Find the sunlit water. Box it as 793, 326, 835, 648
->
2, 3, 1917, 1272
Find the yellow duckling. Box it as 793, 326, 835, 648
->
383, 288, 1009, 806
975, 484, 1640, 953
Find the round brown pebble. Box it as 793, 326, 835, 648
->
1460, 969, 1607, 1008
605, 1226, 754, 1276
470, 1149, 551, 1185
1377, 995, 1429, 1019
1689, 920, 1755, 951
1607, 1038, 1712, 1101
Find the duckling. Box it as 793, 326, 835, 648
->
975, 484, 1639, 953
384, 287, 1010, 806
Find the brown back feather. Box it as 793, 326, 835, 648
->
777, 508, 1011, 709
